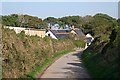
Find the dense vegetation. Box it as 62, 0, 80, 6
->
2, 13, 116, 32
44, 14, 120, 78
2, 14, 47, 29
2, 13, 120, 78
82, 15, 119, 78
2, 27, 85, 78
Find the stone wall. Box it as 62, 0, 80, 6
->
4, 26, 46, 38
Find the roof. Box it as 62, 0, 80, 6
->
49, 28, 86, 39
72, 29, 86, 40
84, 37, 93, 43
73, 29, 85, 37
50, 29, 71, 39
84, 33, 94, 43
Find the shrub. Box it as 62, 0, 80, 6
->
73, 40, 85, 48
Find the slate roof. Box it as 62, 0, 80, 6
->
49, 29, 93, 43
50, 29, 72, 39
49, 29, 86, 39
84, 37, 93, 43
73, 29, 85, 37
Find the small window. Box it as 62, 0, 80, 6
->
48, 34, 50, 36
87, 43, 89, 46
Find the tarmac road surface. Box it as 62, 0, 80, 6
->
40, 49, 90, 78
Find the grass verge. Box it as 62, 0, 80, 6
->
26, 49, 75, 78
82, 50, 119, 79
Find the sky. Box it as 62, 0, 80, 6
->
1, 2, 119, 19
1, 0, 119, 2
118, 1, 120, 19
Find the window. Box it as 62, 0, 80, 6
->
48, 34, 50, 36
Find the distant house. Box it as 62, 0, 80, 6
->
70, 28, 86, 40
45, 28, 86, 40
84, 33, 94, 49
45, 29, 71, 39
70, 27, 94, 49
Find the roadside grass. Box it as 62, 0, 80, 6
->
73, 40, 85, 48
26, 49, 75, 78
82, 50, 119, 79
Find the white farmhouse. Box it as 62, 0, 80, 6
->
45, 29, 71, 39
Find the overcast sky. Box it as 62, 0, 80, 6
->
1, 2, 119, 19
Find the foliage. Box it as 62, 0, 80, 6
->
73, 40, 85, 48
2, 13, 119, 78
43, 17, 58, 26
82, 16, 119, 78
114, 26, 120, 47
2, 28, 76, 78
82, 50, 119, 78
117, 19, 120, 26
59, 16, 84, 28
2, 13, 117, 33
27, 50, 74, 78
2, 14, 47, 29
2, 14, 20, 27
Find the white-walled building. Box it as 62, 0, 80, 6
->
45, 29, 71, 39
84, 33, 94, 49
45, 30, 58, 39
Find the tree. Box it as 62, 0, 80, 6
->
2, 14, 20, 27
91, 13, 117, 37
44, 17, 58, 26
2, 14, 47, 29
117, 19, 120, 26
59, 16, 84, 28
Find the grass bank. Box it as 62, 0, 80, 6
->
82, 27, 120, 78
2, 28, 78, 78
27, 49, 74, 78
82, 50, 119, 79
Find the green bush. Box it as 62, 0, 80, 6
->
2, 28, 77, 78
17, 31, 25, 40
82, 26, 119, 78
73, 40, 85, 48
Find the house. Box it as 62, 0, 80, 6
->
45, 28, 86, 40
70, 26, 94, 48
45, 29, 72, 39
84, 33, 94, 49
70, 28, 86, 40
